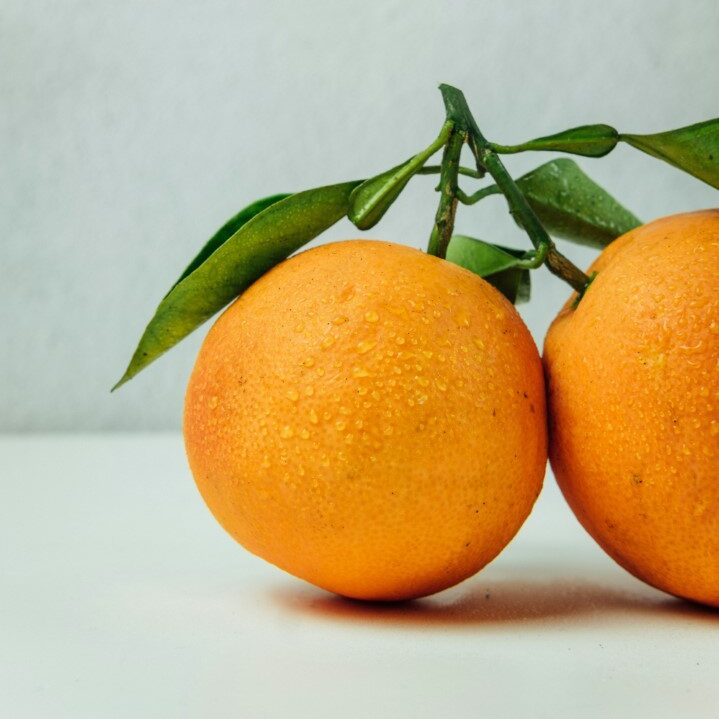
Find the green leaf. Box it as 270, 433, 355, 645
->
348, 162, 409, 230
489, 265, 531, 305
113, 180, 361, 389
446, 235, 531, 304
167, 193, 290, 295
514, 158, 641, 247
492, 124, 619, 158
621, 118, 719, 190
348, 122, 452, 230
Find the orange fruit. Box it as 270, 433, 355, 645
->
184, 240, 547, 600
545, 210, 719, 606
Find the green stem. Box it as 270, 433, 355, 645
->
418, 165, 484, 179
437, 84, 591, 294
456, 185, 502, 205
427, 128, 466, 258
514, 242, 549, 269
487, 142, 526, 155
420, 121, 455, 164
475, 147, 588, 291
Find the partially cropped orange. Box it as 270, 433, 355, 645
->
545, 210, 719, 607
185, 240, 547, 600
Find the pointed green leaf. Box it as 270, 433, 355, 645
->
621, 118, 719, 189
348, 161, 408, 230
447, 235, 523, 275
167, 193, 290, 295
514, 158, 641, 247
446, 235, 531, 304
348, 123, 452, 230
492, 124, 619, 158
114, 180, 361, 389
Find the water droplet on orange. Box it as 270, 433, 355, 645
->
454, 310, 470, 327
356, 339, 376, 354
338, 284, 355, 302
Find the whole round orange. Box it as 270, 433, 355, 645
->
545, 210, 719, 607
184, 240, 547, 601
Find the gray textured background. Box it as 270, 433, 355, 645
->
3, 0, 718, 431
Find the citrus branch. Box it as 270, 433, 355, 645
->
427, 127, 466, 258
437, 84, 592, 295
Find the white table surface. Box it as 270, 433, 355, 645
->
1, 434, 717, 718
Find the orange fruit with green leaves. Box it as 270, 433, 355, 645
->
116, 84, 719, 603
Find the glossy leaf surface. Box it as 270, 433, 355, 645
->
514, 158, 641, 247
167, 193, 290, 295
114, 181, 360, 389
446, 235, 531, 304
493, 124, 619, 158
621, 118, 719, 189
348, 124, 452, 230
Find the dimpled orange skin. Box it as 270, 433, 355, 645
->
184, 240, 547, 601
545, 210, 719, 607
